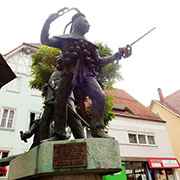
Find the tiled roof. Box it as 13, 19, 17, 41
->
163, 90, 180, 115
4, 42, 41, 56
23, 43, 41, 49
105, 89, 164, 122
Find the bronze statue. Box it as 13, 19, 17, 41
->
20, 68, 85, 148
40, 7, 132, 140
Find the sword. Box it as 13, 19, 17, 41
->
130, 27, 156, 46
118, 27, 156, 60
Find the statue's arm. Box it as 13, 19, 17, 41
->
40, 13, 62, 48
96, 45, 132, 66
97, 53, 122, 66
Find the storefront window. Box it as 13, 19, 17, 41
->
150, 169, 174, 180
125, 162, 147, 180
125, 161, 176, 180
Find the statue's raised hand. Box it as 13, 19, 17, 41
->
119, 45, 132, 58
47, 7, 69, 23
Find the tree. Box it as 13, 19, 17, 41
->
30, 45, 59, 97
29, 42, 123, 127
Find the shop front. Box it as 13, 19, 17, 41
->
124, 158, 180, 180
147, 158, 180, 180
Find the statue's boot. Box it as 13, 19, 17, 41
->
91, 127, 114, 139
40, 133, 68, 142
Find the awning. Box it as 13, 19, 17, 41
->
147, 158, 180, 169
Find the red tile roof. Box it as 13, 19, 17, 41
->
105, 89, 164, 122
23, 43, 41, 49
4, 42, 41, 56
163, 90, 180, 115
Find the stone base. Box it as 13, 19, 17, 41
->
8, 138, 121, 180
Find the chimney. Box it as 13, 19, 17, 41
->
158, 88, 165, 103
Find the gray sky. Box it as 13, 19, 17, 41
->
1, 0, 180, 106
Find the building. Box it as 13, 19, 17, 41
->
150, 88, 180, 178
0, 43, 43, 179
106, 89, 180, 180
1, 43, 180, 180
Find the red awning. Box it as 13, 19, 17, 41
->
147, 158, 180, 169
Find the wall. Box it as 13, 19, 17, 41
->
0, 50, 44, 179
150, 101, 180, 176
108, 115, 174, 159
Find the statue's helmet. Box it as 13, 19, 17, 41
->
63, 8, 88, 34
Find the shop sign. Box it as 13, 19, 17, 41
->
147, 158, 180, 169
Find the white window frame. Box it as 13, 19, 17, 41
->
0, 108, 16, 129
137, 133, 147, 145
28, 111, 41, 130
0, 150, 9, 159
147, 134, 156, 145
128, 132, 156, 146
0, 150, 9, 177
128, 133, 138, 144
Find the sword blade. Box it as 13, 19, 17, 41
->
131, 27, 156, 46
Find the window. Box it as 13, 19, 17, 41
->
138, 134, 146, 144
128, 134, 137, 143
0, 151, 9, 177
125, 161, 147, 180
0, 109, 15, 129
113, 104, 135, 115
0, 151, 9, 159
128, 132, 156, 145
29, 112, 41, 129
7, 76, 22, 93
147, 135, 155, 145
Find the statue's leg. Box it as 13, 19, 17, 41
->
53, 73, 73, 140
81, 76, 114, 139
39, 104, 53, 141
82, 76, 106, 128
67, 95, 85, 139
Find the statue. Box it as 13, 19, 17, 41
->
20, 68, 86, 148
40, 7, 132, 140
1, 7, 132, 170
0, 68, 87, 167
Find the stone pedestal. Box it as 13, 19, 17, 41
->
8, 138, 121, 180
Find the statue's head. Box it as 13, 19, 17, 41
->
63, 9, 90, 35
71, 13, 90, 35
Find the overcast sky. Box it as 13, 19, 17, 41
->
1, 0, 180, 106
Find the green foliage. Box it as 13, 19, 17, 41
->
95, 42, 123, 90
96, 42, 112, 57
96, 63, 123, 89
85, 94, 115, 127
104, 94, 115, 127
29, 42, 123, 128
29, 45, 60, 97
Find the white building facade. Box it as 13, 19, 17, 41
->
107, 89, 180, 180
0, 43, 44, 179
